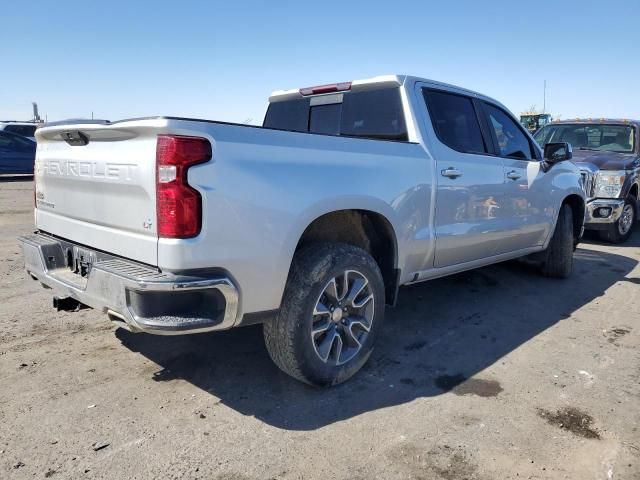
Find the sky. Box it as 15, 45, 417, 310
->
2, 0, 639, 124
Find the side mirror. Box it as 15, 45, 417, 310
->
544, 142, 572, 163
541, 142, 572, 172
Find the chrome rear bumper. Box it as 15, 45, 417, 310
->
19, 233, 239, 335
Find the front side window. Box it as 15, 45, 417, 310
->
484, 103, 533, 160
534, 124, 635, 153
423, 89, 487, 154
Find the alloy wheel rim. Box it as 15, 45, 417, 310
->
618, 204, 634, 235
310, 270, 375, 366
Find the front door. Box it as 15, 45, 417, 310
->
480, 102, 551, 251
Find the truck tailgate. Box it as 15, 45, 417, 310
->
34, 120, 164, 266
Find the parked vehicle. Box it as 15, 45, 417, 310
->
0, 122, 39, 141
520, 113, 552, 134
534, 119, 639, 243
19, 75, 585, 386
0, 130, 36, 174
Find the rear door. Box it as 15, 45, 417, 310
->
34, 120, 161, 266
421, 87, 506, 268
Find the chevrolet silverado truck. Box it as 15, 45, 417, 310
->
534, 119, 639, 243
20, 75, 585, 386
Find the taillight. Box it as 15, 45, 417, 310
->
156, 135, 211, 238
299, 81, 352, 96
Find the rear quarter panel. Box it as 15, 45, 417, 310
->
157, 120, 432, 314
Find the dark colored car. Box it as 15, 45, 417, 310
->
534, 119, 639, 243
0, 122, 38, 141
0, 130, 36, 174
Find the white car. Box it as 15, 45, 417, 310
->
0, 122, 39, 141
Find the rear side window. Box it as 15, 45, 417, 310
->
423, 89, 487, 154
4, 124, 37, 137
263, 87, 408, 141
483, 103, 533, 160
263, 99, 308, 133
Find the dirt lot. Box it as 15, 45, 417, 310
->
1, 177, 639, 479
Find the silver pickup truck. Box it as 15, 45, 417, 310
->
20, 75, 585, 386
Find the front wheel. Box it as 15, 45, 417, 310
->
541, 204, 574, 279
263, 243, 385, 387
599, 196, 636, 244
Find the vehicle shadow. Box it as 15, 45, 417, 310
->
116, 246, 637, 431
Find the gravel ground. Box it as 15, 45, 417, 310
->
1, 177, 639, 479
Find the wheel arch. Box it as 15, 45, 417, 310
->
562, 193, 586, 244
291, 208, 400, 305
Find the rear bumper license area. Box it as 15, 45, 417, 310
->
19, 232, 239, 335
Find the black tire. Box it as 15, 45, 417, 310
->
263, 243, 385, 387
541, 204, 574, 278
598, 196, 636, 244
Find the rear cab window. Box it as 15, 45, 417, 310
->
309, 103, 342, 135
263, 99, 308, 133
263, 87, 408, 141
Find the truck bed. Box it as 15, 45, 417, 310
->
33, 116, 428, 313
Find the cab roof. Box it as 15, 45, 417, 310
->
269, 74, 502, 107
549, 118, 640, 127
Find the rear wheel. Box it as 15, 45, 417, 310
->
263, 243, 385, 387
599, 196, 636, 244
541, 204, 574, 278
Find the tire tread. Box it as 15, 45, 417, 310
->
541, 204, 574, 278
263, 243, 383, 386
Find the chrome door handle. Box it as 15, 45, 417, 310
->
506, 170, 521, 180
441, 167, 463, 179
